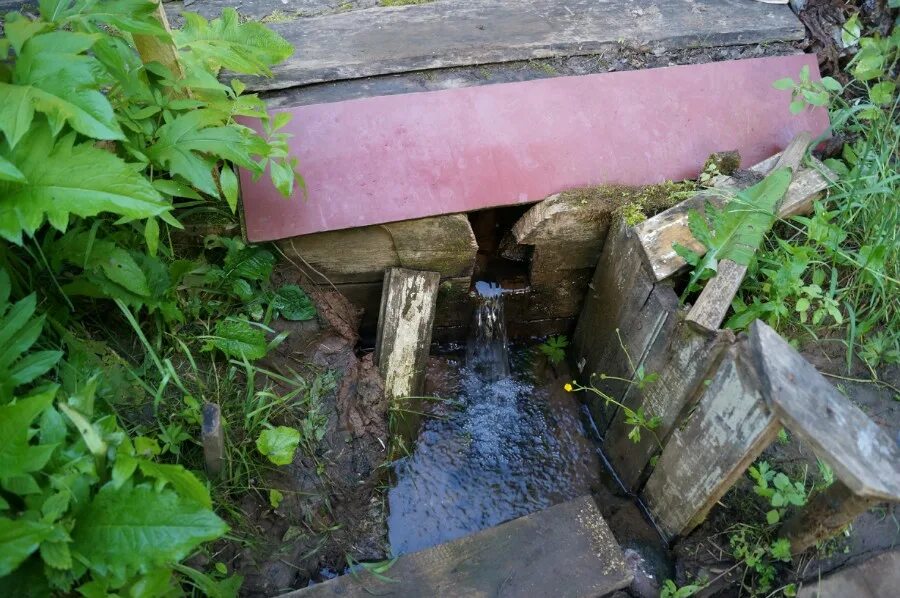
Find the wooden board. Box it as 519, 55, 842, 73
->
749, 321, 900, 501
603, 322, 733, 492
277, 214, 477, 284
642, 344, 779, 539
636, 155, 833, 282
231, 0, 805, 91
283, 496, 631, 597
375, 268, 440, 401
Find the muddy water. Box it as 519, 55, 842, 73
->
386, 279, 613, 557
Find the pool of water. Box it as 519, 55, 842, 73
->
386, 347, 609, 555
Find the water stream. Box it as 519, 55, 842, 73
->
386, 282, 607, 555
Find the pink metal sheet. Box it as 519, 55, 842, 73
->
240, 55, 829, 242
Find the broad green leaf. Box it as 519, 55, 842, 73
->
144, 217, 159, 256
0, 154, 26, 183
204, 318, 267, 360
220, 164, 239, 212
272, 285, 316, 321
175, 8, 293, 76
256, 426, 300, 466
11, 31, 124, 140
269, 489, 284, 508
152, 178, 202, 200
71, 483, 227, 578
0, 386, 57, 477
766, 509, 780, 524
0, 518, 54, 576
3, 12, 50, 55
39, 538, 72, 570
0, 126, 167, 244
771, 78, 793, 91
59, 403, 107, 458
146, 111, 254, 196
869, 81, 895, 106
0, 83, 36, 149
78, 0, 169, 36
136, 459, 212, 509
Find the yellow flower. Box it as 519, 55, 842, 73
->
564, 383, 573, 392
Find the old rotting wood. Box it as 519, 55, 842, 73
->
282, 495, 632, 597
573, 222, 677, 429
637, 150, 833, 282
277, 214, 477, 284
375, 268, 440, 402
201, 402, 224, 478
780, 480, 881, 554
686, 133, 811, 330
749, 321, 900, 502
604, 321, 734, 492
642, 343, 779, 539
230, 0, 804, 91
133, 1, 185, 81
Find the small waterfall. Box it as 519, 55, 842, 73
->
465, 281, 511, 381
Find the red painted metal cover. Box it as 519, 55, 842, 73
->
240, 54, 829, 242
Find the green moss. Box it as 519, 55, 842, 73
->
260, 10, 299, 23
558, 180, 695, 225
528, 60, 558, 76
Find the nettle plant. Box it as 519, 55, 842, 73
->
0, 1, 308, 594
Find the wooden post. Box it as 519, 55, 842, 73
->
132, 2, 185, 80
641, 342, 779, 539
780, 481, 880, 553
375, 268, 440, 443
748, 321, 900, 551
201, 402, 225, 478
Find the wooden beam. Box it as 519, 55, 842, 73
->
642, 343, 779, 539
375, 268, 441, 401
780, 480, 881, 554
636, 151, 833, 282
282, 495, 632, 597
685, 133, 812, 329
748, 321, 900, 502
232, 0, 804, 91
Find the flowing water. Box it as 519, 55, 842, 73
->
386, 282, 608, 555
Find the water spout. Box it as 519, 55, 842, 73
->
465, 281, 511, 381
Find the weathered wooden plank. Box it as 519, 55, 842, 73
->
642, 343, 779, 539
797, 550, 900, 598
511, 191, 613, 245
636, 154, 832, 282
374, 268, 440, 401
283, 495, 631, 597
780, 480, 881, 554
604, 321, 734, 492
277, 214, 476, 284
749, 321, 900, 501
235, 0, 804, 91
573, 221, 659, 429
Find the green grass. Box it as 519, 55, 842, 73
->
728, 25, 899, 376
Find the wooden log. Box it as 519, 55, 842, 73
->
277, 214, 477, 284
636, 152, 833, 282
748, 321, 900, 502
375, 268, 441, 401
642, 343, 779, 539
780, 480, 881, 554
603, 321, 734, 492
231, 0, 804, 91
201, 402, 224, 478
685, 133, 811, 329
282, 495, 632, 597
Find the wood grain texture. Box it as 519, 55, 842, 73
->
572, 222, 671, 430
684, 259, 748, 330
283, 495, 632, 597
749, 321, 900, 501
375, 268, 440, 401
642, 343, 779, 539
604, 322, 734, 492
228, 0, 804, 91
201, 402, 224, 478
636, 154, 833, 282
277, 214, 476, 284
